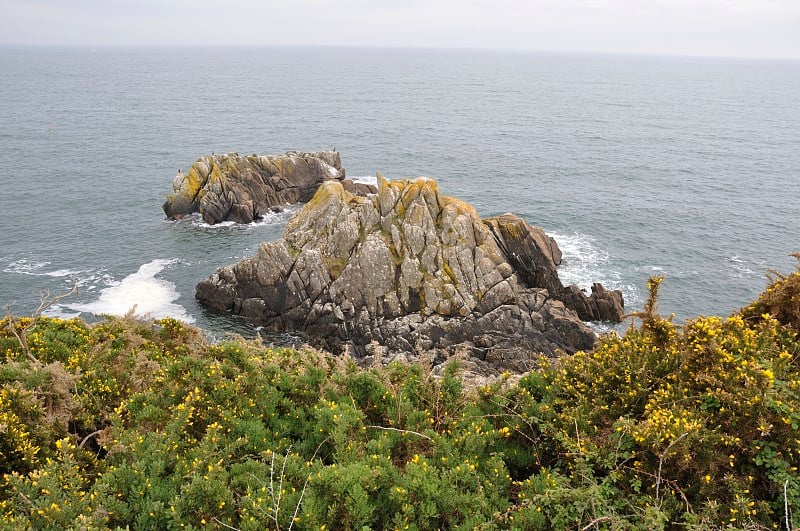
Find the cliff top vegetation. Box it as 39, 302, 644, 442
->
1, 257, 799, 529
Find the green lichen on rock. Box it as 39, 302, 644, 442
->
323, 256, 348, 280
442, 261, 458, 285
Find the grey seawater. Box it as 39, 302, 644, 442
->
1, 46, 798, 338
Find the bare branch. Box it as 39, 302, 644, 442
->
655, 432, 688, 505
212, 518, 241, 531
79, 429, 104, 449
365, 425, 432, 441
288, 437, 330, 531
580, 515, 615, 531
3, 278, 78, 364
785, 479, 791, 531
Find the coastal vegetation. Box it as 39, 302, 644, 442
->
1, 259, 799, 529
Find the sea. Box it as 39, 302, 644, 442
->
1, 46, 798, 339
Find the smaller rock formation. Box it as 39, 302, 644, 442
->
486, 213, 623, 322
562, 283, 625, 323
196, 176, 624, 375
164, 150, 375, 225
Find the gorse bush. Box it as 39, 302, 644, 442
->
489, 309, 799, 527
0, 318, 513, 529
742, 253, 800, 332
1, 259, 799, 529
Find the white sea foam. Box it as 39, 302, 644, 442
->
250, 204, 300, 227
76, 271, 116, 291
4, 259, 51, 275
67, 259, 195, 323
4, 259, 83, 278
44, 268, 83, 277
550, 232, 609, 291
44, 305, 83, 319
350, 175, 379, 187
196, 219, 237, 229
185, 204, 300, 230
727, 255, 755, 278
549, 231, 640, 313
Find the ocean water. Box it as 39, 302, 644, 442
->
1, 46, 798, 338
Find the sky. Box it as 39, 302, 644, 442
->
1, 0, 799, 59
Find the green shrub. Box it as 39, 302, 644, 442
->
743, 253, 800, 331
1, 262, 799, 529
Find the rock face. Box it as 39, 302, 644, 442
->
164, 150, 370, 225
196, 177, 623, 373
485, 213, 624, 322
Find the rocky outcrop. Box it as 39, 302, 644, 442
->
196, 177, 623, 374
485, 213, 624, 322
164, 150, 372, 225
562, 284, 625, 322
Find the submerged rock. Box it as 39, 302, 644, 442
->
163, 150, 374, 225
196, 176, 623, 374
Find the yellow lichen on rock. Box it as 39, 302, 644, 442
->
441, 195, 478, 218
294, 180, 348, 219
163, 150, 350, 224
493, 214, 527, 242
183, 169, 203, 197
196, 173, 623, 370
204, 159, 227, 194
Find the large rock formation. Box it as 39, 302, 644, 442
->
164, 150, 350, 224
196, 177, 623, 373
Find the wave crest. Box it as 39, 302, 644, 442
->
66, 259, 194, 323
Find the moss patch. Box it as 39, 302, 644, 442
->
323, 256, 348, 280
442, 261, 458, 285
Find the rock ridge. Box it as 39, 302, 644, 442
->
196, 176, 623, 374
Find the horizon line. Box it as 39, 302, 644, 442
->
1, 42, 798, 62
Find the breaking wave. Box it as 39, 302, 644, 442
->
550, 231, 640, 315
66, 259, 194, 323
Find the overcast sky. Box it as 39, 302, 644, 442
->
1, 0, 799, 59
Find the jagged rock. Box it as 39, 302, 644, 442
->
589, 283, 625, 322
561, 283, 626, 322
196, 177, 624, 373
485, 213, 564, 296
341, 179, 378, 196
163, 150, 347, 224
485, 213, 623, 322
